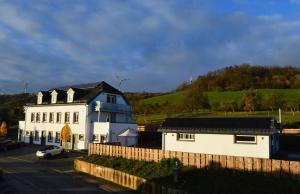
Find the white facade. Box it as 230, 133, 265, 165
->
162, 133, 274, 159
19, 83, 137, 150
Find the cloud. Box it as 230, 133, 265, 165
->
0, 1, 299, 93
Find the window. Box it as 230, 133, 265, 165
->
49, 112, 54, 123
42, 113, 47, 122
34, 131, 39, 141
79, 134, 84, 141
73, 112, 79, 123
177, 133, 195, 141
65, 112, 70, 123
56, 112, 62, 123
234, 135, 256, 144
100, 135, 106, 143
93, 134, 99, 141
110, 113, 116, 123
36, 113, 41, 122
31, 113, 35, 122
25, 131, 30, 136
51, 91, 57, 104
48, 131, 53, 142
107, 94, 116, 104
55, 132, 60, 143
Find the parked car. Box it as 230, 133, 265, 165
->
0, 140, 12, 151
36, 145, 65, 159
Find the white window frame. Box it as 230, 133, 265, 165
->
36, 113, 41, 123
31, 113, 35, 123
56, 112, 62, 123
65, 112, 70, 123
49, 112, 54, 123
234, 135, 257, 144
73, 112, 79, 124
42, 112, 47, 123
177, 133, 195, 141
48, 131, 53, 142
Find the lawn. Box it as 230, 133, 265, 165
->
80, 155, 300, 194
133, 111, 300, 125
142, 89, 300, 106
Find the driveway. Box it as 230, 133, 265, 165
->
0, 145, 135, 194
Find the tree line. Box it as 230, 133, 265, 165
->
177, 65, 300, 91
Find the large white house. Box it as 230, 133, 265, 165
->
18, 81, 137, 150
159, 117, 280, 159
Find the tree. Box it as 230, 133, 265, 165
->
266, 91, 285, 111
183, 87, 210, 111
0, 121, 7, 137
61, 124, 71, 143
242, 89, 262, 112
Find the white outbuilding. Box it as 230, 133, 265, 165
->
159, 117, 280, 159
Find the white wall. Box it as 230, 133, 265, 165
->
163, 133, 271, 159
23, 104, 88, 149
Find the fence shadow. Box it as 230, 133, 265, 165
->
137, 161, 300, 194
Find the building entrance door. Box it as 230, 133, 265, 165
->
41, 131, 46, 146
72, 134, 79, 150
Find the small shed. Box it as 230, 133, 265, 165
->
118, 128, 138, 146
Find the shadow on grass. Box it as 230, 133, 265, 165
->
145, 161, 300, 194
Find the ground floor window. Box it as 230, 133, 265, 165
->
234, 135, 256, 144
48, 131, 53, 142
25, 131, 30, 136
55, 132, 60, 143
93, 134, 99, 141
34, 131, 39, 141
79, 134, 84, 141
177, 133, 195, 141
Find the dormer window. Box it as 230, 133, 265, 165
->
67, 88, 75, 103
51, 90, 58, 104
37, 92, 43, 104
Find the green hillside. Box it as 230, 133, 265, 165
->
142, 89, 300, 106
135, 89, 300, 125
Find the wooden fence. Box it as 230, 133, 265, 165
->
88, 143, 300, 176
74, 159, 187, 194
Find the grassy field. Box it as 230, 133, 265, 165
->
133, 111, 300, 125
136, 89, 300, 125
142, 89, 300, 106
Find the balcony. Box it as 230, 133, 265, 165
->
98, 102, 132, 113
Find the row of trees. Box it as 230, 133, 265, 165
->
178, 65, 300, 91
132, 89, 300, 115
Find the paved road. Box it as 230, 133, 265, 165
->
0, 145, 134, 194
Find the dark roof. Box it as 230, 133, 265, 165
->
32, 81, 128, 105
158, 117, 278, 135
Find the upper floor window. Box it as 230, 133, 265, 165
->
73, 112, 79, 123
107, 94, 116, 104
177, 133, 195, 141
65, 112, 70, 123
36, 113, 41, 122
49, 112, 54, 123
42, 113, 47, 123
56, 112, 62, 123
31, 113, 35, 123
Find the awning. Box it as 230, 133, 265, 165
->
118, 128, 138, 137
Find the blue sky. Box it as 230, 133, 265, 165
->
0, 0, 300, 93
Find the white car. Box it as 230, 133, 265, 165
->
36, 145, 65, 159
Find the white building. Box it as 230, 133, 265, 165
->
18, 81, 137, 150
159, 117, 280, 159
